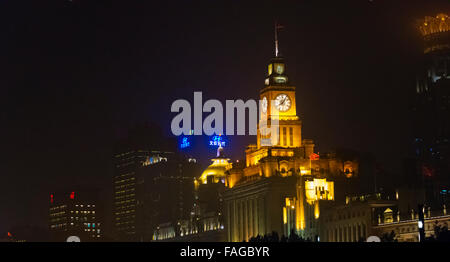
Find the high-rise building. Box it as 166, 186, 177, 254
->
49, 188, 102, 242
411, 13, 450, 207
113, 149, 172, 241
141, 154, 200, 241
112, 124, 172, 241
112, 123, 201, 241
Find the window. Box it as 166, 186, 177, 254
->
289, 127, 293, 146
283, 127, 287, 146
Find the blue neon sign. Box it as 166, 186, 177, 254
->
209, 135, 226, 147
180, 137, 190, 149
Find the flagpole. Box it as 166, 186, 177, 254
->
274, 21, 279, 57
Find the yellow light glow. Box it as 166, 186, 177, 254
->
285, 198, 291, 206
419, 13, 450, 37
305, 178, 334, 204
283, 207, 287, 224
199, 156, 232, 184
296, 183, 305, 231
314, 201, 320, 219
194, 179, 199, 190
300, 166, 310, 175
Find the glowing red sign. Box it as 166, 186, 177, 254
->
70, 191, 75, 199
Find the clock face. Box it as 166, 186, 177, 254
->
274, 94, 291, 112
261, 96, 268, 113
275, 63, 284, 74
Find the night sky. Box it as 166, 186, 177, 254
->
1, 0, 449, 235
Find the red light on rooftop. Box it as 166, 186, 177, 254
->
50, 194, 54, 203
70, 191, 75, 199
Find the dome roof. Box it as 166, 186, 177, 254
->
199, 148, 232, 184
200, 165, 228, 180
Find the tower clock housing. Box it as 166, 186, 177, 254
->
257, 56, 302, 149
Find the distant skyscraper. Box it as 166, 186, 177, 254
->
113, 149, 161, 240
49, 188, 102, 242
412, 13, 450, 207
112, 123, 199, 241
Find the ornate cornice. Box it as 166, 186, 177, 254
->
418, 13, 450, 37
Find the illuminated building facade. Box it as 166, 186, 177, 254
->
412, 13, 450, 208
373, 209, 450, 242
140, 154, 200, 241
320, 193, 397, 242
195, 146, 230, 232
223, 45, 359, 241
153, 147, 228, 241
321, 192, 450, 242
113, 149, 158, 240
112, 124, 200, 241
49, 189, 102, 241
114, 149, 200, 241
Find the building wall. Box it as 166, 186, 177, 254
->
320, 203, 373, 242
223, 176, 297, 242
373, 212, 450, 242
113, 150, 153, 240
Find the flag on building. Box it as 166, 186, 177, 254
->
310, 153, 320, 160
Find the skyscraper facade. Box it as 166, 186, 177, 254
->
413, 13, 450, 207
112, 124, 201, 241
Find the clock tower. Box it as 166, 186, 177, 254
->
243, 23, 313, 174
226, 25, 345, 242
258, 55, 302, 149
